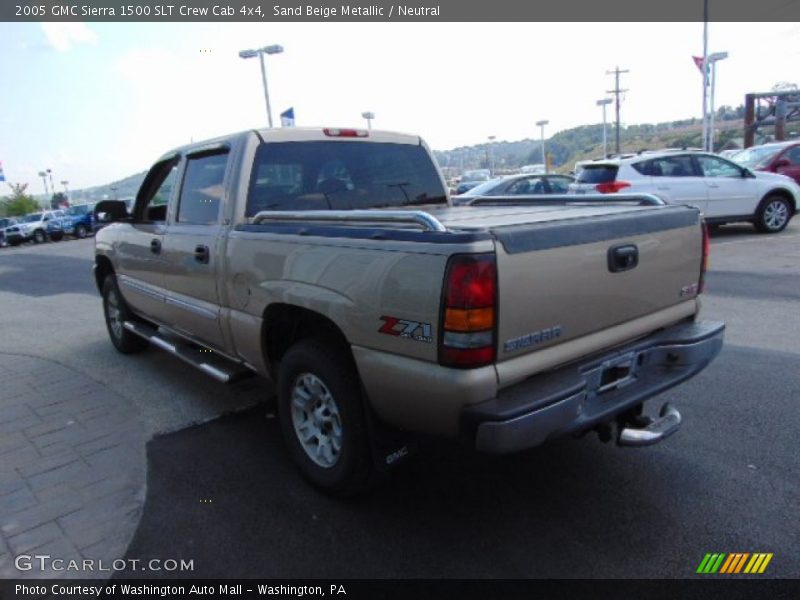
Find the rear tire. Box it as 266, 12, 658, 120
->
277, 339, 375, 496
75, 224, 87, 239
754, 196, 791, 233
33, 229, 46, 244
102, 276, 148, 354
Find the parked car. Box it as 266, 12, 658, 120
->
520, 164, 546, 174
0, 217, 18, 247
63, 203, 97, 238
732, 141, 800, 186
718, 149, 742, 160
568, 150, 800, 233
93, 127, 723, 494
3, 211, 66, 245
452, 173, 575, 205
455, 168, 492, 194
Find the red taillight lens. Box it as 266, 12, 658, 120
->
699, 221, 710, 294
323, 128, 369, 138
595, 181, 631, 194
440, 254, 497, 368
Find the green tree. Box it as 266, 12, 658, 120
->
2, 183, 40, 216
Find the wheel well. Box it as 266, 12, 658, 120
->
762, 189, 796, 215
94, 255, 114, 294
262, 304, 351, 374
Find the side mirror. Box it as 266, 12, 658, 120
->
773, 159, 791, 170
93, 200, 129, 224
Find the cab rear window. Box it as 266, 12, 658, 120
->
246, 141, 447, 216
576, 165, 618, 184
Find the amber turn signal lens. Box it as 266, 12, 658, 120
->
444, 307, 495, 332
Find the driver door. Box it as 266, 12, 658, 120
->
695, 155, 757, 218
114, 157, 178, 321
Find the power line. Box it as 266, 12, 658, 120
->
606, 66, 629, 153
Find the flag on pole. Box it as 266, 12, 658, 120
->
0, 161, 5, 182
280, 107, 295, 127
692, 56, 710, 80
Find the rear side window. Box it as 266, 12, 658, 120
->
642, 156, 698, 177
576, 165, 618, 184
246, 141, 446, 216
177, 152, 228, 225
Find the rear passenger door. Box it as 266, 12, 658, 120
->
160, 146, 230, 350
645, 155, 708, 211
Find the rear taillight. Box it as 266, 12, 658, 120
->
323, 128, 368, 138
698, 221, 710, 294
595, 181, 631, 194
439, 254, 497, 368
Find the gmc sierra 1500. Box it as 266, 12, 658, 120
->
94, 127, 724, 494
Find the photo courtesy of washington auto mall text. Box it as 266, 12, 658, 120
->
14, 583, 347, 597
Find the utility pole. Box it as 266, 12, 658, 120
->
606, 66, 629, 154
701, 0, 709, 150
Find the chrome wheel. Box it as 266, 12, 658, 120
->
106, 288, 124, 339
290, 373, 343, 468
764, 200, 789, 231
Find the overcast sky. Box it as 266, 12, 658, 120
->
1, 21, 798, 191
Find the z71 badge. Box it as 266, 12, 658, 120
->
379, 316, 433, 343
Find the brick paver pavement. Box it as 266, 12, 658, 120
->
0, 352, 146, 579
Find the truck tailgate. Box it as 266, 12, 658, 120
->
487, 205, 703, 369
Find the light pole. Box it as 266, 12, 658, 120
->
596, 98, 613, 157
706, 51, 728, 152
46, 169, 54, 200
61, 180, 69, 195
487, 135, 496, 176
239, 44, 284, 128
536, 120, 549, 171
361, 111, 375, 130
38, 171, 49, 198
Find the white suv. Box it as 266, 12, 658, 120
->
569, 150, 800, 233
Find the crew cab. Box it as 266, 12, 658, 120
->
94, 128, 724, 494
63, 203, 97, 238
4, 210, 65, 245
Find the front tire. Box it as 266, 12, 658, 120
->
102, 276, 148, 354
277, 339, 374, 495
33, 229, 46, 244
75, 224, 87, 239
755, 196, 791, 233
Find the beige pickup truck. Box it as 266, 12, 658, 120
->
94, 127, 724, 494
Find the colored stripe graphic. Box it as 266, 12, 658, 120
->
699, 552, 773, 574
719, 554, 736, 573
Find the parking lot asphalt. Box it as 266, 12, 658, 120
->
1, 221, 799, 579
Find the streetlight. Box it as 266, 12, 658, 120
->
38, 171, 49, 198
361, 111, 375, 130
61, 180, 69, 196
596, 98, 613, 157
536, 120, 549, 171
46, 169, 55, 199
487, 135, 496, 176
239, 44, 284, 128
706, 51, 728, 152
